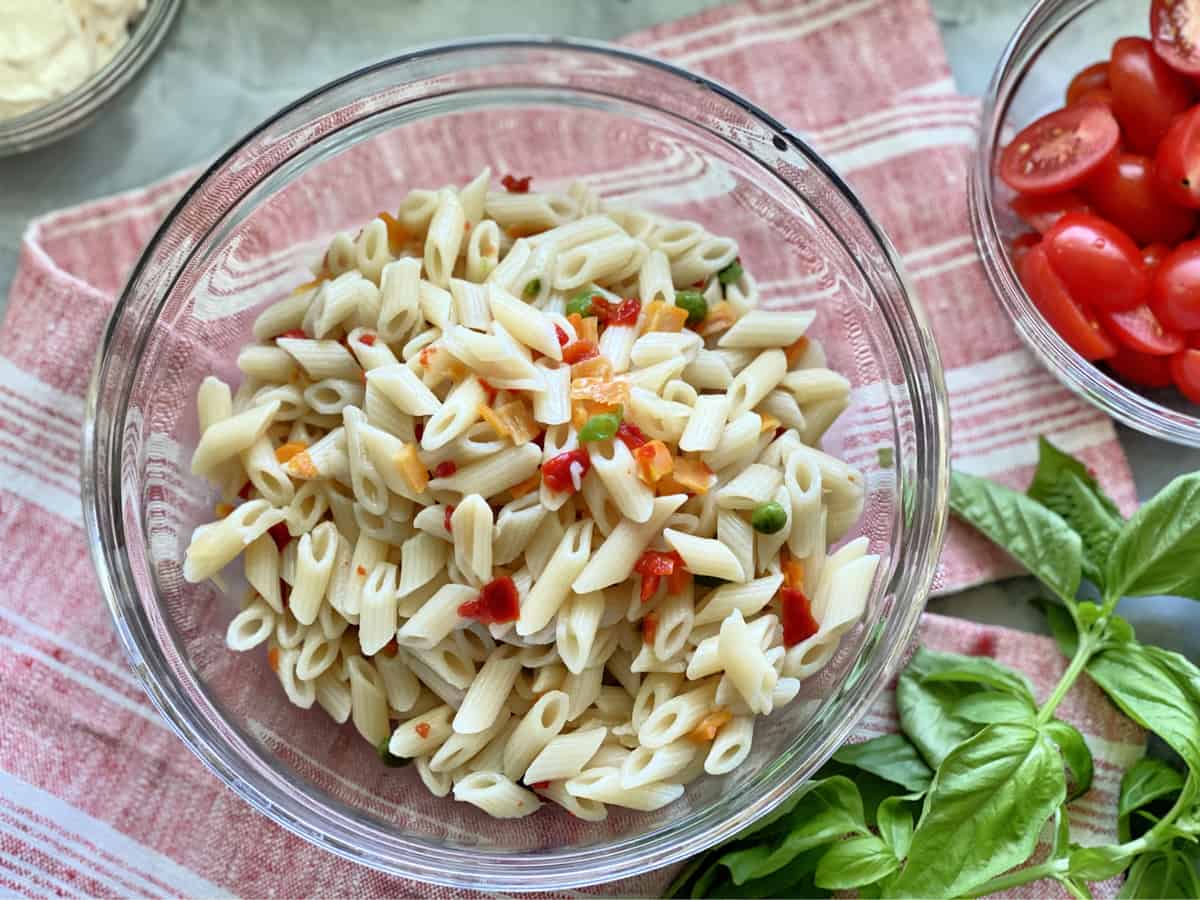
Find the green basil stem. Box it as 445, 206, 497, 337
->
1035, 626, 1100, 726
963, 860, 1068, 898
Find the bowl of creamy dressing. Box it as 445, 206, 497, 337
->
0, 0, 180, 156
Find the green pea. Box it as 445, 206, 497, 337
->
751, 500, 787, 534
674, 289, 708, 325
566, 289, 595, 317
377, 736, 410, 768
579, 410, 622, 442
718, 259, 744, 285
523, 278, 541, 298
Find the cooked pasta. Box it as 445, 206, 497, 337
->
185, 172, 878, 819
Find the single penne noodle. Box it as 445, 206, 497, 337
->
626, 358, 687, 395
598, 323, 638, 374
253, 290, 311, 340
295, 627, 340, 682
449, 278, 493, 331
562, 665, 605, 721
702, 411, 762, 473
781, 368, 852, 405
244, 533, 282, 613
347, 656, 390, 745
716, 463, 782, 510
398, 583, 475, 649
454, 646, 523, 734
389, 704, 455, 758
429, 709, 509, 772
718, 309, 815, 349
651, 582, 694, 662
184, 500, 286, 583
719, 610, 777, 715
492, 492, 548, 566
424, 188, 466, 287
289, 521, 339, 625
565, 767, 683, 812
343, 406, 389, 516
416, 756, 453, 798
621, 739, 696, 790
465, 219, 500, 282
489, 284, 561, 360
365, 363, 441, 416
237, 344, 298, 382
396, 531, 450, 599
588, 438, 654, 524
278, 337, 362, 381
638, 248, 675, 307
315, 669, 353, 724
726, 349, 787, 419
358, 561, 400, 656
538, 780, 608, 821
518, 520, 593, 636
556, 590, 605, 675
705, 715, 754, 774
451, 494, 494, 586
663, 528, 746, 583
275, 645, 316, 709
717, 510, 755, 588
503, 690, 570, 781
532, 360, 571, 426
421, 375, 486, 451
453, 772, 540, 819
225, 597, 276, 652
428, 442, 541, 498
630, 331, 701, 369
678, 394, 731, 454
191, 400, 279, 476
523, 726, 607, 784
683, 349, 733, 390
572, 494, 687, 594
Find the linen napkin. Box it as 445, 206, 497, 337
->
0, 0, 1144, 896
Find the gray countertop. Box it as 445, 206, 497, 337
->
1, 0, 1196, 656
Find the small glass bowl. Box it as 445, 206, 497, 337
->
970, 0, 1200, 447
83, 38, 949, 890
0, 0, 181, 157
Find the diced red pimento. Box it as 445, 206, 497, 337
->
414, 422, 425, 442
642, 611, 659, 644
562, 340, 598, 365
541, 449, 591, 493
444, 505, 455, 534
530, 780, 551, 790
432, 460, 457, 479
633, 550, 687, 603
501, 174, 532, 193
554, 324, 569, 346
457, 576, 521, 624
616, 421, 648, 449
276, 328, 307, 340
415, 722, 431, 739
359, 333, 377, 346
238, 481, 254, 500
268, 521, 291, 550
591, 296, 641, 326
781, 587, 820, 646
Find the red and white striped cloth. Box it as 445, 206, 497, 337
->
0, 0, 1143, 896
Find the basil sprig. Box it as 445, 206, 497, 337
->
669, 439, 1200, 898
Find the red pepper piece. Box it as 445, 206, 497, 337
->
541, 449, 591, 493
781, 587, 820, 646
458, 576, 521, 624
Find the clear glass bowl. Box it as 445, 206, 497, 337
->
970, 0, 1200, 446
0, 0, 181, 157
82, 39, 949, 890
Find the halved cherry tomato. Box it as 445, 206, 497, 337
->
1169, 348, 1200, 402
1150, 0, 1200, 77
1106, 345, 1175, 387
1097, 304, 1185, 355
1084, 152, 1197, 245
1109, 37, 1195, 154
1011, 232, 1041, 268
1155, 106, 1200, 208
1073, 87, 1115, 111
1043, 213, 1149, 311
1010, 191, 1090, 234
1143, 243, 1173, 272
1000, 104, 1120, 195
1066, 61, 1111, 105
1151, 239, 1200, 331
1019, 244, 1117, 360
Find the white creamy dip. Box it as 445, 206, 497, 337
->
0, 0, 148, 121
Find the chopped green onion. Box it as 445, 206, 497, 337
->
523, 278, 541, 298
579, 410, 622, 442
718, 259, 744, 285
377, 736, 410, 768
750, 500, 787, 534
674, 289, 708, 325
877, 446, 895, 468
566, 288, 595, 317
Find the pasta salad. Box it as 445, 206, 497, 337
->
183, 169, 877, 820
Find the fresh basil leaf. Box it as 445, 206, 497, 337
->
876, 796, 915, 859
816, 761, 913, 828
705, 847, 827, 899
831, 734, 933, 793
1027, 437, 1121, 519
815, 835, 898, 890
1117, 848, 1200, 899
920, 655, 1037, 702
690, 863, 727, 899
1053, 805, 1071, 857
896, 647, 989, 768
891, 723, 1067, 897
952, 692, 1037, 725
1043, 719, 1094, 801
1118, 758, 1186, 842
950, 470, 1082, 603
664, 852, 711, 898
716, 776, 866, 884
1106, 472, 1200, 602
1036, 596, 1080, 657
1027, 438, 1123, 587
1088, 645, 1200, 773
1068, 844, 1134, 881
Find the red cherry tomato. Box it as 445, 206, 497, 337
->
1151, 239, 1200, 331
1106, 345, 1175, 387
1066, 61, 1111, 105
1019, 244, 1117, 360
1097, 304, 1186, 355
1150, 0, 1200, 77
1000, 104, 1120, 195
1109, 37, 1195, 154
1084, 152, 1197, 245
1042, 213, 1150, 311
1143, 243, 1173, 272
1169, 348, 1200, 402
1011, 232, 1041, 267
1073, 87, 1115, 111
1010, 191, 1091, 234
1155, 106, 1200, 209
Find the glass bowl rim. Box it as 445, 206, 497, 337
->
0, 0, 182, 157
82, 35, 950, 889
969, 0, 1200, 447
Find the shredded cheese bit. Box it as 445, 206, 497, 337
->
477, 403, 511, 440
641, 301, 689, 334
661, 457, 716, 495
285, 450, 319, 479
635, 440, 674, 485
570, 356, 613, 381
395, 443, 430, 493
494, 400, 539, 445
275, 441, 308, 464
